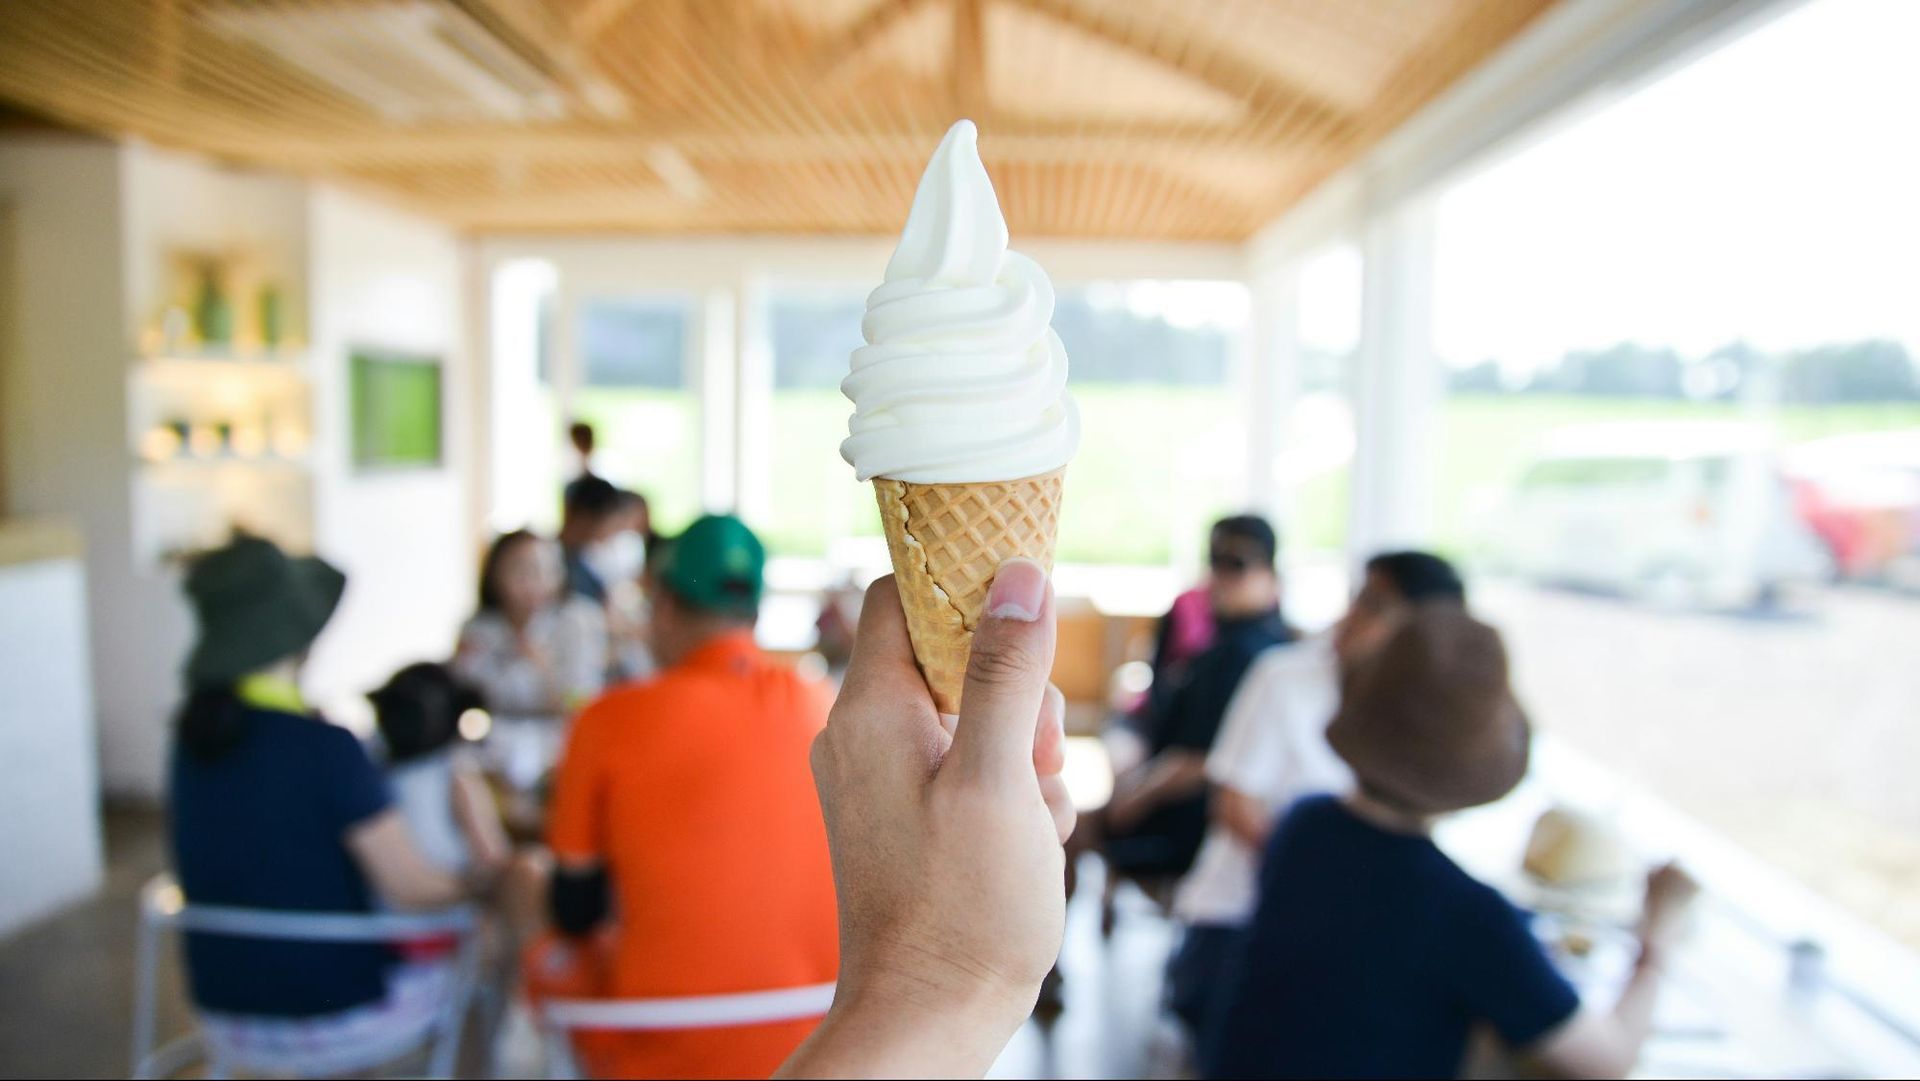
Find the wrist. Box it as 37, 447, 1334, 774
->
1634, 937, 1670, 974
821, 958, 1034, 1074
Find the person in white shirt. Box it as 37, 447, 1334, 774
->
1167, 551, 1467, 1033
453, 530, 609, 719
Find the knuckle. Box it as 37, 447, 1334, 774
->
968, 631, 1045, 686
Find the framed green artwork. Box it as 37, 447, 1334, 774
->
350, 349, 443, 470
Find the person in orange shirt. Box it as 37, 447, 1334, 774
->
517, 514, 838, 1079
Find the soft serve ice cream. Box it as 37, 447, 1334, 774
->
840, 119, 1079, 483
842, 120, 1076, 714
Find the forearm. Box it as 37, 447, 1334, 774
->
376, 865, 470, 909
350, 811, 473, 909
1130, 752, 1208, 811
1605, 949, 1665, 1053
1532, 954, 1667, 1079
1215, 786, 1271, 850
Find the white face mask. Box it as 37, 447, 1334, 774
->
584, 530, 645, 585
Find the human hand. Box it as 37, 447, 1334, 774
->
782, 560, 1072, 1079
1637, 861, 1699, 963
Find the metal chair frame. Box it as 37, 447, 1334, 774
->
132, 873, 480, 1079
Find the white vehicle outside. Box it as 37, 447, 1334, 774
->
1481, 422, 1832, 608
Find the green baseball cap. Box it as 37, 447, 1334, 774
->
655, 514, 765, 616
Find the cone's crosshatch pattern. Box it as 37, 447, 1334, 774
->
875, 470, 1064, 714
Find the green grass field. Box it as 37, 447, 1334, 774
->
574, 386, 1920, 565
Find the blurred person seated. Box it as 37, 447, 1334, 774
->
558, 475, 627, 605
1205, 604, 1699, 1080
454, 530, 608, 718
168, 536, 503, 1060
1087, 515, 1296, 909
1166, 551, 1465, 1034
369, 662, 509, 881
512, 515, 839, 1079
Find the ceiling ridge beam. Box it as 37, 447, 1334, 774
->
999, 0, 1355, 140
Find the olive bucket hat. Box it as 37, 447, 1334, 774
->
182, 534, 346, 688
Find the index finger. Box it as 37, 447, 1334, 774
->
831, 576, 943, 751
839, 575, 921, 695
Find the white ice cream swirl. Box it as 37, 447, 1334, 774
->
840, 120, 1080, 483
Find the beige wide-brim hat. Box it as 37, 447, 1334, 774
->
1326, 602, 1531, 815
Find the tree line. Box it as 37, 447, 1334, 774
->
1448, 338, 1920, 403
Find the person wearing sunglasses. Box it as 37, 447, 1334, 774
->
1097, 516, 1296, 903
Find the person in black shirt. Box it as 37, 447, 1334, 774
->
1206, 604, 1700, 1079
1103, 515, 1295, 884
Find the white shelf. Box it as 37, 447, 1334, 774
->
135, 351, 309, 374
136, 454, 312, 474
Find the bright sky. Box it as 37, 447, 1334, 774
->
1374, 0, 1920, 372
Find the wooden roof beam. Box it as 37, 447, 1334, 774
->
572, 0, 642, 42
219, 118, 1331, 167
452, 0, 631, 119
999, 0, 1357, 140
811, 0, 936, 79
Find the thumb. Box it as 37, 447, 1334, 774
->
947, 558, 1056, 782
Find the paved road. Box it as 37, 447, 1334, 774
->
1477, 580, 1920, 949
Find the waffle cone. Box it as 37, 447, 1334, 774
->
874, 469, 1063, 714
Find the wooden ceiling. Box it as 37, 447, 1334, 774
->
0, 0, 1557, 240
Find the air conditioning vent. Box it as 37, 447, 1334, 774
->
202, 0, 565, 124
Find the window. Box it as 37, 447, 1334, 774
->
1282, 245, 1361, 560
1054, 281, 1249, 566
571, 296, 700, 533
764, 287, 881, 559
1432, 0, 1920, 959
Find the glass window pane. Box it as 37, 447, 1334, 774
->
1056, 282, 1248, 566
572, 296, 701, 532
1284, 245, 1360, 560
1433, 0, 1920, 961
766, 288, 880, 559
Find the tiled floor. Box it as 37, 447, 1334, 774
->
0, 812, 1190, 1079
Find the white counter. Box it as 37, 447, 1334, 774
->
0, 520, 104, 937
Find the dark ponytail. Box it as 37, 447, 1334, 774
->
175, 686, 251, 760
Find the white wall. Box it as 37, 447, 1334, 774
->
302, 188, 473, 726
0, 549, 103, 935
0, 135, 167, 795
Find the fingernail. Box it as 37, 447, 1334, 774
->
987, 558, 1047, 622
